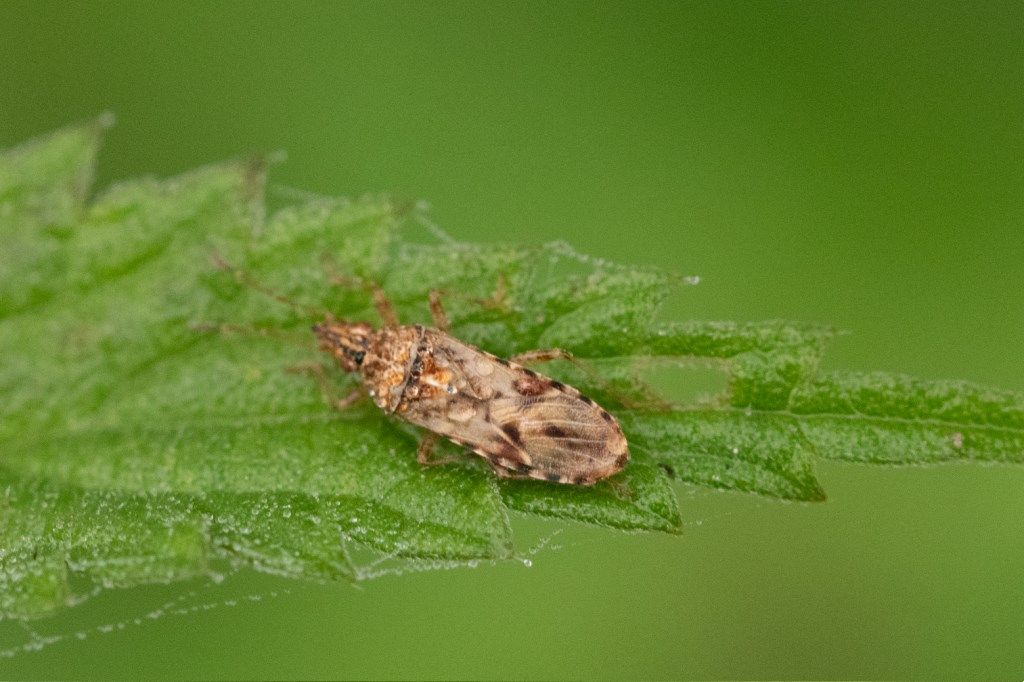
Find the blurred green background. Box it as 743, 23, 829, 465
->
2, 1, 1022, 678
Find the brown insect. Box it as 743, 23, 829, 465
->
312, 286, 629, 485
209, 254, 628, 485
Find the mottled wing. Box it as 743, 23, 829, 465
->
397, 329, 628, 485
487, 388, 629, 484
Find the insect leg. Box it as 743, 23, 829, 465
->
469, 272, 510, 312
605, 477, 634, 499
414, 433, 470, 467
334, 389, 367, 410
369, 285, 400, 328
508, 347, 659, 409
427, 290, 450, 331
320, 255, 400, 328
285, 361, 365, 411
508, 348, 576, 365
510, 348, 611, 391
425, 273, 515, 324
415, 433, 440, 464
488, 272, 509, 309
327, 272, 400, 328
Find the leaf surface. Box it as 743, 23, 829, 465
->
2, 119, 1021, 619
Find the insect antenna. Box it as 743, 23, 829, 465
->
188, 320, 315, 351
210, 250, 332, 321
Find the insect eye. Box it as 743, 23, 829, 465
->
353, 351, 365, 365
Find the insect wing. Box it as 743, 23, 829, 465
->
487, 390, 627, 484
398, 330, 628, 484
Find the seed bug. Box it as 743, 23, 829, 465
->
212, 255, 629, 485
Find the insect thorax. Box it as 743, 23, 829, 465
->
359, 325, 424, 413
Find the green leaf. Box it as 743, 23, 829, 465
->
0, 114, 110, 317
2, 119, 1022, 620
792, 372, 1024, 464
500, 457, 682, 532
621, 411, 826, 501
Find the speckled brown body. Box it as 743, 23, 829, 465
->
314, 321, 629, 485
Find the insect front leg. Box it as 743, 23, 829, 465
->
419, 274, 512, 330
464, 272, 510, 313
286, 361, 365, 411
427, 290, 450, 331
369, 286, 400, 328
333, 389, 366, 410
323, 261, 400, 328
483, 272, 509, 311
330, 279, 401, 328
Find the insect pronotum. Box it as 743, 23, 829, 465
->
215, 256, 629, 485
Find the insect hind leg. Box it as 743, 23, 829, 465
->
508, 348, 602, 383
508, 346, 663, 410
508, 348, 576, 365
605, 477, 634, 499
415, 433, 473, 467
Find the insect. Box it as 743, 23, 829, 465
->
312, 286, 630, 486
209, 254, 629, 485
